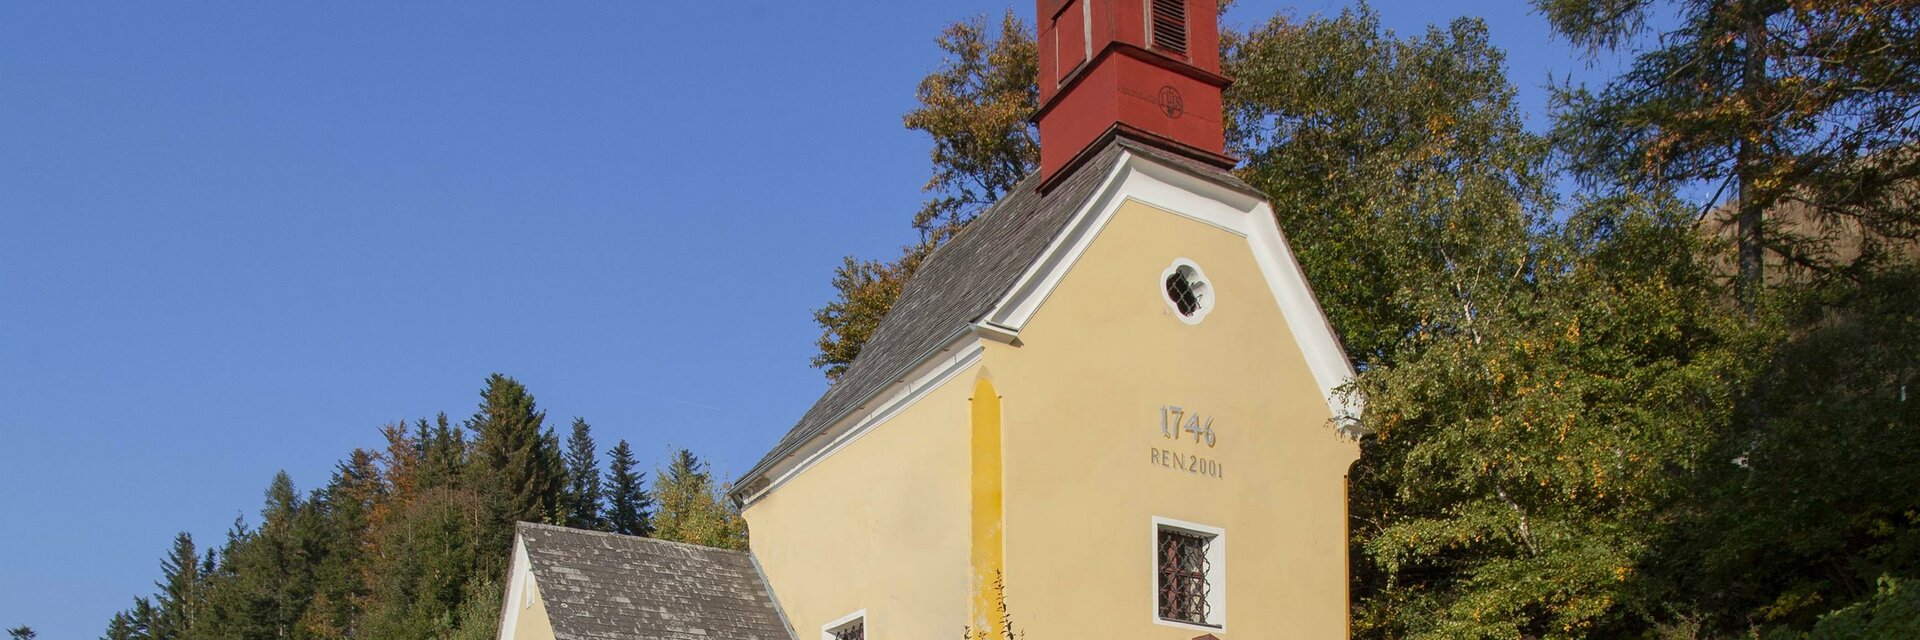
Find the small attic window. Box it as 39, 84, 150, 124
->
1162, 259, 1212, 324
823, 611, 866, 640
1150, 0, 1189, 57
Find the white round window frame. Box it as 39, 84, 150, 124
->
1160, 258, 1214, 325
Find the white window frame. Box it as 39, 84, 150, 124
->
820, 609, 867, 640
1150, 516, 1227, 632
1161, 258, 1215, 325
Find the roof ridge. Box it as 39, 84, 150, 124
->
516, 521, 751, 556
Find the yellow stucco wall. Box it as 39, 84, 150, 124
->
989, 198, 1359, 638
511, 576, 556, 640
742, 363, 979, 639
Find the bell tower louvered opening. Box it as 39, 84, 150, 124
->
1150, 0, 1189, 56
1033, 0, 1231, 186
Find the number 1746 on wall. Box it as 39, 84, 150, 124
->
1160, 405, 1217, 447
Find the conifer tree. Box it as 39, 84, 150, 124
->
151, 532, 200, 639
561, 418, 605, 531
102, 612, 136, 640
603, 440, 652, 537
303, 449, 382, 638
7, 626, 35, 640
197, 472, 320, 639
358, 481, 484, 639
418, 413, 467, 493
465, 374, 564, 555
127, 597, 155, 640
651, 449, 746, 549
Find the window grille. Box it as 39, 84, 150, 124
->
829, 620, 864, 640
1165, 268, 1203, 317
1150, 0, 1189, 56
1157, 528, 1213, 625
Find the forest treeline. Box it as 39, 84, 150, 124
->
818, 2, 1918, 639
95, 374, 744, 640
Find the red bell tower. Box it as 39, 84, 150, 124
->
1033, 0, 1233, 188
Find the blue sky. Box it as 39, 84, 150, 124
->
0, 1, 1630, 636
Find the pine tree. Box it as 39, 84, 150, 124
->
151, 532, 200, 639
128, 597, 156, 640
303, 449, 382, 638
465, 374, 564, 556
651, 449, 746, 549
359, 482, 484, 639
419, 413, 467, 493
198, 472, 320, 639
561, 418, 605, 531
603, 440, 652, 537
101, 613, 136, 640
7, 626, 35, 640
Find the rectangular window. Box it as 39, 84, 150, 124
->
1149, 0, 1189, 57
1153, 517, 1224, 630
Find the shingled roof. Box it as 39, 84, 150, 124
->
736, 136, 1257, 493
516, 522, 793, 640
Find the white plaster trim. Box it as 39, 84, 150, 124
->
983, 157, 1133, 330
1245, 197, 1368, 432
1160, 257, 1214, 325
820, 608, 867, 640
984, 150, 1362, 423
1150, 516, 1228, 633
496, 537, 533, 640
741, 334, 986, 506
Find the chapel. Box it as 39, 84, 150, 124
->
496, 2, 1362, 638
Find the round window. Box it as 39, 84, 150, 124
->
1161, 259, 1213, 323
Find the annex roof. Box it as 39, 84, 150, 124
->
515, 522, 793, 640
735, 136, 1262, 495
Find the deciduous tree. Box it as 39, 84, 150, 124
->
651, 449, 746, 550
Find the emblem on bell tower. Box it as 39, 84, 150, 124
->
1158, 85, 1185, 119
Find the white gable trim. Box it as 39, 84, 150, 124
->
739, 330, 988, 506
497, 535, 534, 640
985, 151, 1362, 425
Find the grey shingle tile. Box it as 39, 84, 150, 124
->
519, 522, 794, 640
